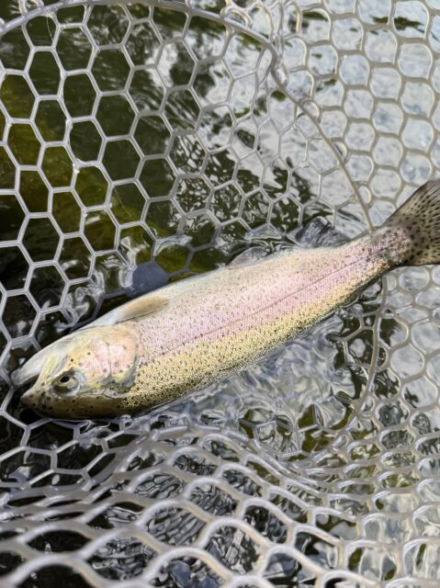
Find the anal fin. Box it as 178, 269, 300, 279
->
292, 218, 348, 249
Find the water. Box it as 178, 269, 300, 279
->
0, 1, 439, 586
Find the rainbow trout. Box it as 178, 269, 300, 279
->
13, 180, 440, 418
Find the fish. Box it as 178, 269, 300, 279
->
12, 179, 440, 419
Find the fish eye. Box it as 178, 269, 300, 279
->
53, 372, 80, 395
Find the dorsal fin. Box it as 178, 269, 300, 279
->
92, 295, 169, 327
229, 246, 267, 268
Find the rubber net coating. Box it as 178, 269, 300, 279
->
0, 0, 439, 586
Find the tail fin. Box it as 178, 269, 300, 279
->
382, 179, 440, 266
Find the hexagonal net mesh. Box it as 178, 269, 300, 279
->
0, 0, 439, 585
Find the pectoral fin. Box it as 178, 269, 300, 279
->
93, 295, 169, 326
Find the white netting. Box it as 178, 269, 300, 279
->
0, 0, 439, 586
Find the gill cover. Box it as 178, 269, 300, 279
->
12, 293, 168, 389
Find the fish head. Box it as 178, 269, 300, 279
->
14, 324, 138, 419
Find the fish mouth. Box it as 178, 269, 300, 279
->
21, 386, 56, 417
20, 387, 39, 408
